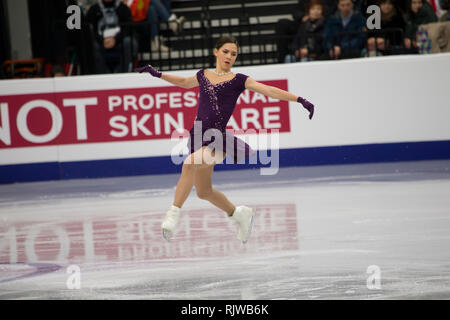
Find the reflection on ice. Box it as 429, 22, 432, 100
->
1, 160, 450, 299
0, 205, 298, 265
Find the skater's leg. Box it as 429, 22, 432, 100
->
180, 146, 234, 215
184, 145, 225, 166
162, 157, 195, 240
194, 163, 235, 216
162, 147, 224, 240
173, 146, 224, 208
172, 161, 195, 208
194, 164, 255, 243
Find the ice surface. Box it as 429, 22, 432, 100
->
1, 160, 450, 299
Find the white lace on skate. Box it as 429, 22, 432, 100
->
161, 205, 181, 241
232, 206, 256, 244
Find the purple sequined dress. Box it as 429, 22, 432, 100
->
186, 69, 256, 163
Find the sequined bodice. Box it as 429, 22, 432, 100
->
186, 69, 255, 162
193, 69, 249, 132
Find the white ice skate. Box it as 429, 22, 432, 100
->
231, 205, 256, 244
161, 204, 181, 241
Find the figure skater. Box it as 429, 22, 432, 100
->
136, 35, 314, 243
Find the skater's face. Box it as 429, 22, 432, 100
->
214, 43, 238, 71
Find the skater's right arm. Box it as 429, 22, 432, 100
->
135, 65, 199, 89
161, 74, 199, 89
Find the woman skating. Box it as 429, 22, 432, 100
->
136, 35, 314, 243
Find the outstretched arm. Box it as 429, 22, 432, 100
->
245, 77, 314, 119
135, 65, 199, 89
245, 77, 298, 102
161, 73, 199, 89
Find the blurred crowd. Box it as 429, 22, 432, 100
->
81, 0, 185, 74
277, 0, 450, 63
1, 0, 186, 78
1, 0, 449, 78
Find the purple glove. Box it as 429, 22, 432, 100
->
135, 64, 162, 78
297, 96, 314, 119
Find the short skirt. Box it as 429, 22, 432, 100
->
186, 127, 256, 163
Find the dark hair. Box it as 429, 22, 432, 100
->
214, 35, 239, 52
51, 64, 65, 77
308, 0, 324, 13
406, 0, 425, 14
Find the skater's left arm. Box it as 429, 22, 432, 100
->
244, 77, 315, 119
245, 77, 298, 102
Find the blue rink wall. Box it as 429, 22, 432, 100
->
1, 140, 450, 183
1, 53, 450, 184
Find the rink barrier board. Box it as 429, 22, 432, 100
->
1, 53, 449, 184
1, 139, 449, 184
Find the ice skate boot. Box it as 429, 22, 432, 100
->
231, 205, 255, 244
161, 204, 181, 241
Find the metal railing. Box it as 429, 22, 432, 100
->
285, 28, 409, 61
45, 18, 413, 77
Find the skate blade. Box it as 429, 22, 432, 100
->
162, 229, 172, 242
242, 208, 256, 244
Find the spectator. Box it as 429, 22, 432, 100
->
324, 0, 367, 59
77, 0, 97, 15
275, 0, 337, 63
86, 0, 138, 74
428, 0, 446, 19
439, 0, 450, 21
290, 0, 327, 62
417, 1, 450, 54
359, 0, 379, 16
146, 0, 185, 52
364, 0, 406, 56
51, 64, 66, 77
404, 0, 438, 49
126, 0, 151, 23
